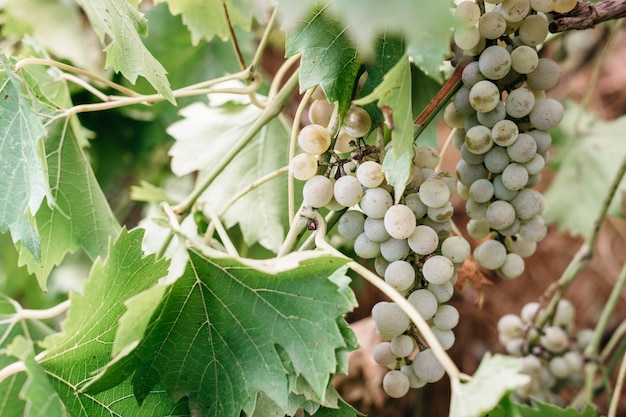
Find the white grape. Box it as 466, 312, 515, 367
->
479, 11, 507, 39
343, 106, 372, 137
428, 281, 455, 303
519, 215, 547, 242
511, 189, 544, 220
337, 210, 365, 239
374, 255, 389, 277
298, 124, 331, 155
469, 80, 501, 113
360, 187, 393, 218
384, 204, 417, 239
454, 25, 482, 51
290, 153, 318, 181
334, 129, 357, 153
477, 101, 506, 128
500, 0, 531, 22
412, 349, 445, 383
384, 260, 416, 292
441, 236, 471, 264
427, 201, 453, 223
529, 98, 564, 130
498, 313, 525, 339
479, 45, 512, 80
548, 356, 571, 379
507, 132, 537, 163
433, 305, 460, 330
491, 119, 519, 147
467, 217, 491, 239
505, 87, 535, 119
303, 175, 334, 208
484, 145, 511, 173
501, 163, 529, 190
554, 0, 578, 13
308, 99, 334, 127
364, 217, 391, 243
520, 301, 542, 324
372, 301, 410, 340
333, 175, 363, 207
541, 326, 569, 353
469, 178, 495, 203
402, 364, 426, 389
455, 1, 481, 27
432, 326, 456, 350
413, 147, 440, 170
486, 200, 516, 230
563, 351, 583, 373
518, 14, 549, 46
554, 299, 575, 329
462, 61, 486, 87
390, 334, 416, 358
383, 370, 411, 398
373, 341, 396, 366
474, 239, 507, 270
422, 255, 455, 284
407, 289, 439, 320
498, 252, 525, 279
357, 161, 384, 188
465, 125, 494, 155
354, 232, 380, 259
510, 45, 538, 74
405, 193, 428, 218
456, 159, 489, 186
419, 178, 451, 208
526, 58, 560, 91
380, 237, 410, 262
407, 224, 439, 255
493, 174, 519, 200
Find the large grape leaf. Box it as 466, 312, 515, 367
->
131, 249, 355, 417
489, 396, 598, 417
277, 0, 453, 82
0, 54, 51, 260
354, 56, 413, 200
35, 228, 189, 416
168, 95, 294, 253
74, 0, 174, 102
544, 103, 626, 238
450, 354, 530, 417
155, 0, 253, 45
285, 7, 360, 114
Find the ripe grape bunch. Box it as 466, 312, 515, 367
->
498, 299, 592, 404
292, 94, 471, 398
446, 0, 577, 278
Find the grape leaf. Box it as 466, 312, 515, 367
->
74, 0, 174, 102
488, 396, 598, 417
450, 353, 530, 417
285, 7, 360, 114
167, 96, 294, 253
35, 228, 188, 416
0, 54, 51, 261
155, 0, 253, 45
544, 104, 626, 238
354, 56, 413, 200
132, 249, 355, 417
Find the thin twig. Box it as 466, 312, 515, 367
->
201, 203, 239, 257
608, 353, 626, 417
0, 361, 27, 384
223, 1, 247, 71
249, 8, 279, 74
550, 0, 626, 32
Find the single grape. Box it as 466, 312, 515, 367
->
501, 163, 529, 191
383, 370, 411, 398
360, 187, 393, 218
467, 217, 491, 239
372, 301, 411, 340
333, 175, 363, 207
385, 260, 416, 292
462, 61, 486, 87
520, 354, 542, 375
373, 341, 396, 366
465, 198, 488, 220
519, 215, 547, 242
419, 178, 451, 208
505, 337, 525, 355
441, 236, 471, 264
356, 161, 384, 188
407, 289, 439, 320
364, 217, 391, 243
343, 106, 372, 137
498, 252, 525, 279
529, 98, 564, 130
520, 301, 542, 324
427, 201, 453, 223
422, 255, 455, 284
505, 235, 537, 257
541, 326, 569, 353
431, 326, 456, 350
445, 102, 468, 129
308, 99, 334, 127
554, 0, 578, 13
290, 152, 318, 181
576, 329, 594, 349
469, 80, 501, 113
486, 200, 516, 230
390, 334, 416, 358
337, 210, 365, 239
506, 87, 536, 119
455, 1, 481, 27
334, 129, 357, 153
380, 237, 411, 262
456, 159, 489, 186
492, 119, 519, 147
428, 281, 455, 303
511, 189, 544, 220
518, 14, 549, 46
402, 364, 426, 389
407, 224, 439, 255
433, 305, 460, 330
493, 174, 519, 201
500, 0, 531, 22
303, 175, 334, 207
554, 299, 576, 329
498, 313, 525, 339
479, 11, 507, 39
526, 58, 560, 91
465, 125, 494, 155
530, 0, 554, 12
484, 145, 511, 174
477, 101, 506, 128
454, 86, 475, 116
510, 45, 539, 74
384, 204, 417, 239
479, 45, 512, 80
454, 25, 482, 51
412, 349, 445, 383
563, 351, 583, 373
375, 255, 389, 276
469, 178, 495, 203
524, 153, 545, 175
354, 233, 381, 259
405, 193, 428, 218
414, 147, 440, 170
475, 239, 507, 270
548, 356, 571, 379
298, 124, 331, 155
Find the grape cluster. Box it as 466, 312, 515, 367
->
446, 0, 577, 278
497, 299, 592, 404
291, 95, 470, 398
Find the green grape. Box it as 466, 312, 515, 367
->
364, 217, 391, 243
290, 152, 318, 181
401, 364, 426, 389
493, 174, 519, 200
433, 304, 460, 330
500, 0, 531, 22
428, 281, 454, 303
479, 11, 507, 39
337, 210, 365, 239
298, 124, 331, 155
422, 255, 455, 284
461, 143, 486, 165
526, 58, 560, 90
511, 189, 544, 220
384, 260, 416, 292
441, 236, 471, 264
407, 289, 439, 320
498, 252, 525, 278
373, 341, 396, 366
497, 313, 525, 339
501, 163, 529, 190
427, 201, 453, 222
431, 326, 456, 350
354, 232, 381, 259
563, 351, 583, 374
505, 235, 537, 257
524, 153, 546, 175
454, 86, 476, 116
518, 14, 549, 46
530, 0, 554, 12
484, 145, 511, 173
455, 1, 481, 27
444, 102, 467, 129
412, 349, 445, 383
454, 25, 482, 51
390, 334, 416, 358
343, 105, 372, 137
466, 198, 488, 219
380, 237, 410, 262
492, 119, 519, 147
527, 129, 552, 154
374, 255, 389, 276
384, 204, 417, 239
419, 178, 451, 208
462, 61, 486, 87
372, 301, 410, 340
467, 217, 491, 239
529, 98, 564, 130
469, 80, 501, 112
486, 200, 516, 230
407, 224, 439, 255
456, 159, 489, 186
505, 87, 536, 119
474, 239, 507, 270
477, 101, 506, 128
465, 125, 494, 155
469, 178, 495, 203
479, 45, 512, 80
405, 193, 428, 218
510, 45, 539, 74
414, 147, 441, 170
519, 215, 547, 242
360, 187, 393, 218
507, 132, 538, 163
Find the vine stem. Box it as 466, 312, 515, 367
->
172, 69, 300, 215
550, 0, 626, 32
0, 300, 71, 323
0, 361, 27, 384
539, 153, 626, 331
306, 208, 464, 385
608, 353, 626, 417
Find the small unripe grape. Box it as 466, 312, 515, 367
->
298, 124, 331, 155
290, 153, 318, 181
541, 326, 569, 353
343, 106, 371, 137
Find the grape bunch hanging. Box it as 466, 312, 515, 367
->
447, 0, 577, 278
293, 94, 470, 397
497, 299, 592, 404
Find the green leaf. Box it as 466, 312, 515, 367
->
168, 97, 294, 253
155, 0, 253, 45
411, 66, 443, 149
285, 7, 360, 114
450, 353, 530, 417
544, 104, 626, 238
132, 250, 355, 417
17, 117, 121, 288
311, 398, 364, 417
0, 54, 50, 260
74, 0, 174, 102
488, 397, 598, 417
354, 56, 413, 199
